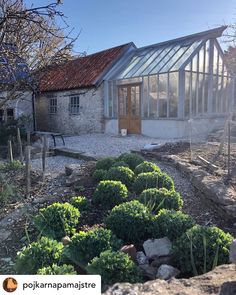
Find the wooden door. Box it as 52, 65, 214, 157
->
118, 84, 141, 134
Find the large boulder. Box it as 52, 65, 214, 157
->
229, 240, 236, 263
104, 264, 236, 295
156, 264, 180, 280
143, 237, 172, 258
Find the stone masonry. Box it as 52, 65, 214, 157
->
35, 84, 104, 134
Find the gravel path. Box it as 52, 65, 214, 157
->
49, 134, 180, 158
31, 156, 84, 173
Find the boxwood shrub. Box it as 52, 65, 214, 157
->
64, 228, 122, 267
153, 209, 196, 241
70, 196, 90, 212
172, 225, 234, 276
34, 202, 80, 240
15, 237, 63, 274
112, 161, 129, 168
139, 188, 183, 212
134, 161, 161, 175
92, 169, 108, 182
93, 180, 128, 209
95, 157, 116, 171
37, 264, 77, 275
106, 166, 134, 188
105, 200, 154, 243
87, 250, 142, 285
118, 153, 144, 170
133, 172, 174, 194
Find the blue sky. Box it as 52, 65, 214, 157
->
27, 0, 236, 54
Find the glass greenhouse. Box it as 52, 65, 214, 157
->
104, 26, 234, 138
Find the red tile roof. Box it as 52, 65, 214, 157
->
39, 43, 133, 92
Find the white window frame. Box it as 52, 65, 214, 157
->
49, 98, 57, 114
69, 96, 80, 115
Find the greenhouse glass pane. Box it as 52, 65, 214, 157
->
205, 40, 210, 73
192, 73, 197, 116
141, 46, 173, 76
118, 55, 142, 78
169, 72, 178, 117
159, 45, 189, 73
149, 45, 181, 74
158, 73, 168, 117
198, 45, 205, 72
133, 48, 165, 77
143, 76, 149, 118
148, 75, 158, 118
185, 72, 191, 118
204, 75, 209, 113
124, 49, 157, 78
198, 73, 204, 114
171, 40, 202, 71
213, 45, 219, 75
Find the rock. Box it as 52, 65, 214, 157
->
0, 230, 11, 243
229, 239, 236, 263
143, 237, 172, 258
120, 245, 137, 261
139, 264, 157, 280
136, 251, 148, 265
104, 264, 236, 295
65, 164, 83, 176
66, 171, 83, 186
150, 255, 171, 268
156, 264, 180, 280
0, 257, 12, 263
61, 236, 71, 246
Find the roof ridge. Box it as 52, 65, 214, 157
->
138, 26, 227, 51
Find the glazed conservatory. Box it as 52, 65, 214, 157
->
104, 26, 234, 138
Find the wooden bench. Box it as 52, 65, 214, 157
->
33, 131, 65, 147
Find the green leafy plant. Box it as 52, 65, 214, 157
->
106, 166, 134, 188
87, 250, 142, 286
15, 237, 63, 274
4, 160, 23, 170
34, 202, 80, 240
93, 180, 128, 209
105, 200, 154, 243
134, 161, 161, 175
92, 169, 108, 182
37, 264, 77, 275
70, 196, 90, 211
112, 161, 129, 168
139, 188, 183, 213
118, 153, 144, 170
74, 185, 85, 193
172, 225, 234, 276
95, 157, 116, 171
64, 228, 122, 267
0, 173, 20, 204
153, 209, 195, 241
133, 172, 174, 194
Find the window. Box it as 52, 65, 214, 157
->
6, 109, 14, 121
49, 98, 57, 114
70, 96, 80, 115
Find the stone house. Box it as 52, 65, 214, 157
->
36, 26, 234, 139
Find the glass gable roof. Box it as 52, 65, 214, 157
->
115, 26, 227, 80
118, 39, 203, 79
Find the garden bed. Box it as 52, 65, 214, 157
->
0, 153, 234, 290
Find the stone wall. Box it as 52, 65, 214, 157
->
35, 85, 104, 134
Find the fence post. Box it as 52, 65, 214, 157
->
8, 140, 13, 162
42, 135, 47, 181
228, 119, 231, 179
27, 131, 31, 146
17, 127, 24, 163
25, 146, 31, 196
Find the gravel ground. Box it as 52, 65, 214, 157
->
49, 134, 182, 158
31, 156, 84, 173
